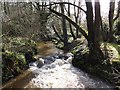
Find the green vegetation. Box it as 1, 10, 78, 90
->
110, 43, 120, 55
72, 43, 120, 89
1, 1, 120, 89
2, 36, 37, 83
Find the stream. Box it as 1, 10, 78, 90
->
2, 41, 114, 89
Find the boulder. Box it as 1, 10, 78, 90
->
44, 56, 55, 64
37, 58, 45, 68
66, 56, 73, 63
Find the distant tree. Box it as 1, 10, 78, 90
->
3, 2, 10, 15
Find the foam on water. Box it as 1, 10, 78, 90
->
27, 54, 113, 88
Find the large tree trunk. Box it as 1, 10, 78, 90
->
108, 0, 115, 42
85, 0, 95, 52
94, 0, 101, 50
85, 0, 104, 63
94, 0, 104, 60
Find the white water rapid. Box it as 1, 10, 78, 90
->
25, 53, 113, 88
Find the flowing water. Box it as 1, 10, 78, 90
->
2, 41, 114, 89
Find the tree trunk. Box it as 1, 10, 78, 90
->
85, 0, 104, 63
60, 4, 68, 50
94, 0, 104, 60
4, 2, 7, 14
108, 0, 115, 42
85, 0, 95, 51
68, 0, 76, 40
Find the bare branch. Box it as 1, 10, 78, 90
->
36, 2, 86, 14
49, 8, 88, 41
52, 25, 64, 42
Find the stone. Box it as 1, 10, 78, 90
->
66, 53, 74, 57
66, 56, 73, 63
37, 58, 45, 68
44, 56, 55, 64
29, 62, 37, 67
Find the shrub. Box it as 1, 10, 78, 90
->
2, 36, 37, 83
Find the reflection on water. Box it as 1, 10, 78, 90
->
2, 42, 114, 89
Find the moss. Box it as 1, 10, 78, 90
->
109, 43, 120, 63
2, 36, 37, 84
72, 52, 120, 88
72, 42, 120, 88
110, 43, 120, 55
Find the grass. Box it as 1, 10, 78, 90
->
109, 43, 120, 62
110, 43, 120, 56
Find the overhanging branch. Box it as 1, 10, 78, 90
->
52, 2, 86, 14
49, 8, 88, 41
35, 2, 86, 14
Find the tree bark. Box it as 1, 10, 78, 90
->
94, 0, 104, 59
85, 0, 94, 49
108, 0, 115, 42
85, 0, 104, 63
60, 4, 68, 50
